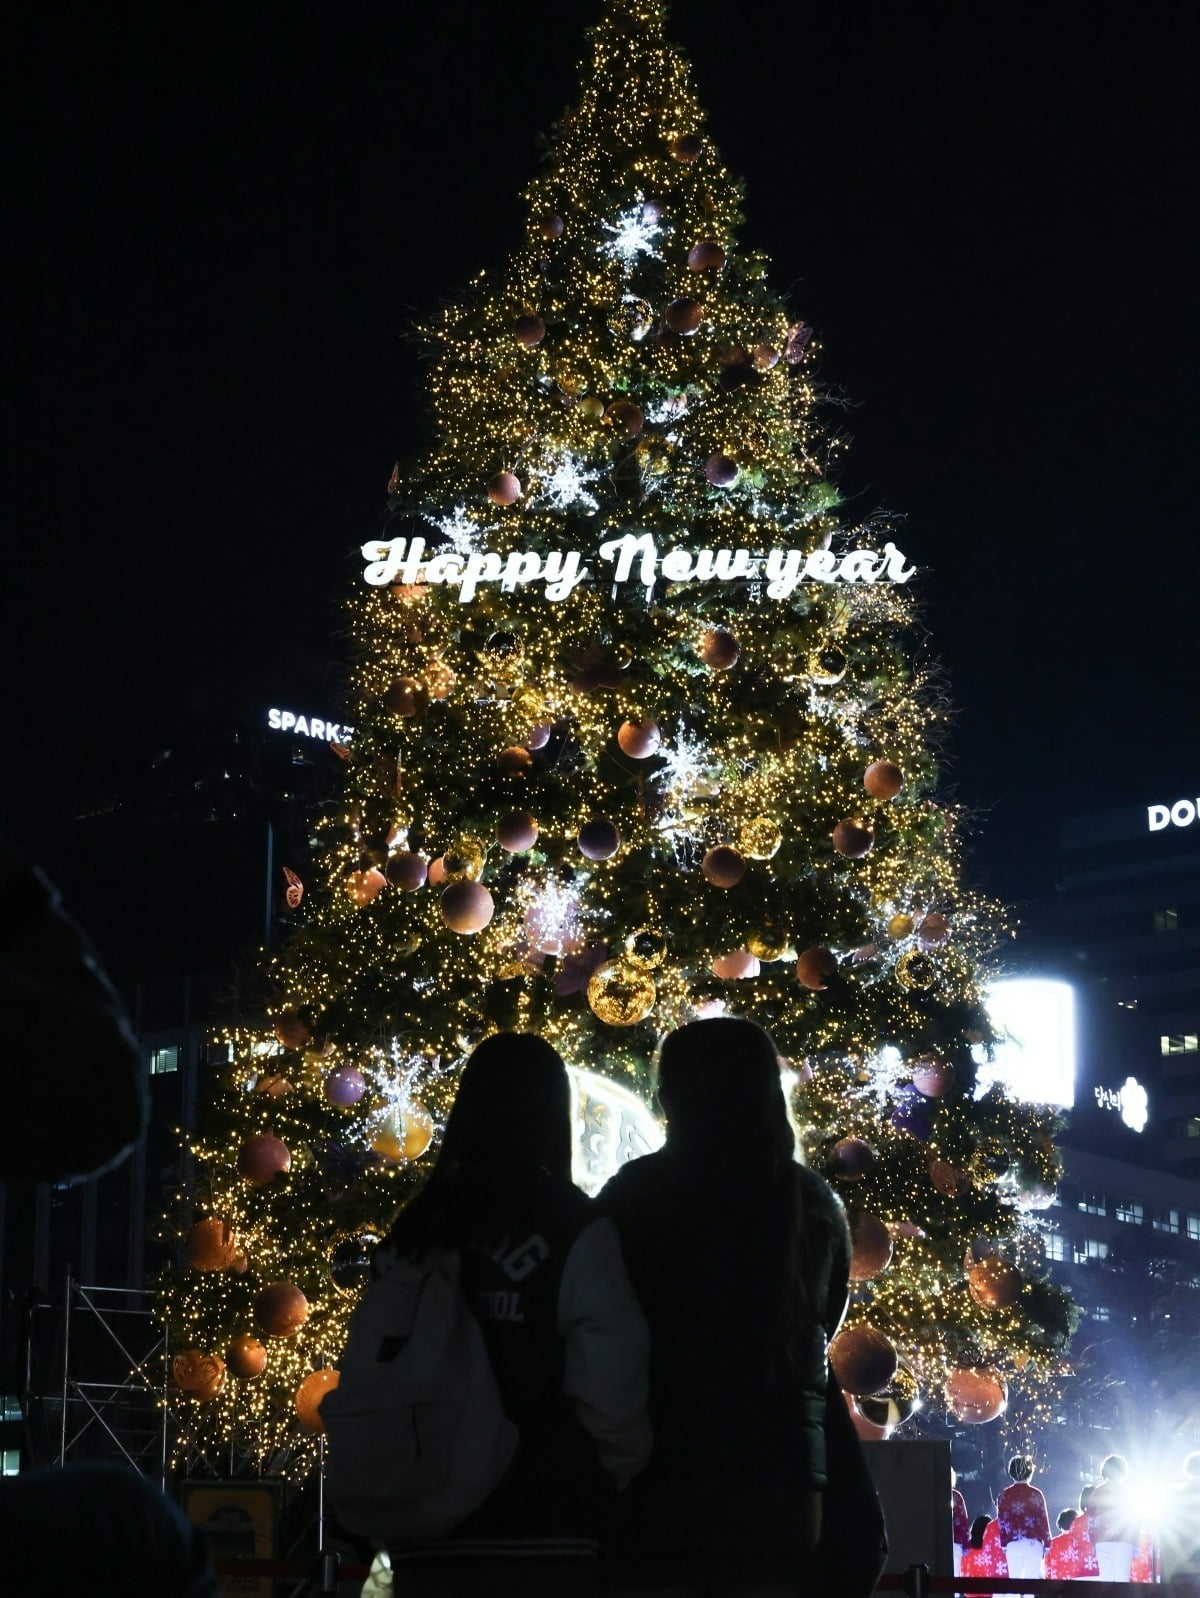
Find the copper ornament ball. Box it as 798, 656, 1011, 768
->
606, 399, 644, 438
830, 1323, 898, 1396
911, 1053, 954, 1098
617, 718, 661, 758
440, 880, 495, 934
187, 1217, 237, 1272
273, 1012, 311, 1050
698, 627, 741, 670
497, 810, 538, 852
226, 1334, 268, 1380
863, 759, 904, 800
752, 342, 780, 370
704, 453, 740, 487
710, 949, 761, 980
497, 745, 534, 776
346, 867, 387, 906
849, 1214, 894, 1281
385, 851, 428, 891
832, 818, 875, 859
670, 132, 703, 162
664, 297, 704, 335
944, 1367, 1007, 1424
383, 676, 428, 718
513, 314, 546, 347
236, 1132, 291, 1187
928, 1158, 971, 1197
255, 1281, 310, 1338
918, 911, 951, 948
487, 470, 522, 506
295, 1368, 340, 1434
537, 213, 565, 240
795, 946, 838, 990
701, 845, 746, 888
578, 818, 622, 861
687, 241, 726, 271
967, 1256, 1023, 1310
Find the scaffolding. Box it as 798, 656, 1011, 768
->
56, 1275, 171, 1486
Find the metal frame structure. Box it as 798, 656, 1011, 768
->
57, 1275, 171, 1487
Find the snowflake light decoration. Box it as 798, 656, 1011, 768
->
432, 505, 483, 559
537, 454, 600, 512
521, 876, 586, 957
601, 199, 662, 264
655, 724, 714, 803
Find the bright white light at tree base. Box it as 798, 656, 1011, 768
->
569, 1066, 664, 1194
973, 979, 1076, 1109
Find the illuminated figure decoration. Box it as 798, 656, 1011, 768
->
162, 0, 1075, 1471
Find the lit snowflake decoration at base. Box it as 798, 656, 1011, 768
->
601, 198, 663, 264
537, 454, 600, 513
521, 876, 586, 957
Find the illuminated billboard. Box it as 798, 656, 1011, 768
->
973, 978, 1076, 1109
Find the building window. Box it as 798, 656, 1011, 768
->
149, 1045, 181, 1076
1078, 1192, 1106, 1217
1154, 908, 1181, 933
1074, 1239, 1109, 1264
1161, 1034, 1199, 1056
1153, 1208, 1181, 1236
1, 1450, 18, 1477
1171, 1118, 1200, 1139
1045, 1232, 1067, 1262
1091, 1306, 1111, 1322
1187, 1215, 1200, 1244
1114, 1201, 1144, 1225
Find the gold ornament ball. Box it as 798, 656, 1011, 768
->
968, 1256, 1023, 1310
295, 1368, 341, 1434
746, 925, 790, 962
624, 928, 667, 969
587, 961, 657, 1027
863, 760, 904, 800
830, 1323, 898, 1397
888, 913, 915, 939
442, 837, 486, 881
740, 816, 782, 860
808, 645, 848, 685
895, 950, 937, 991
402, 1103, 435, 1160
509, 685, 546, 721
579, 395, 606, 420
226, 1334, 268, 1380
945, 1367, 1007, 1424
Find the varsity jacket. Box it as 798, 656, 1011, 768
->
390, 1172, 650, 1564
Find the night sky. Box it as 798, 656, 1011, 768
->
8, 0, 1199, 913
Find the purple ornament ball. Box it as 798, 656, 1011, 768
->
324, 1066, 367, 1107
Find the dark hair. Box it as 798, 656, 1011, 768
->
1079, 1484, 1094, 1512
382, 1032, 571, 1256
1057, 1508, 1078, 1532
969, 1514, 991, 1549
1008, 1455, 1034, 1481
656, 1018, 806, 1383
1100, 1454, 1128, 1482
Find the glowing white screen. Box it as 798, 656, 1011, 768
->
568, 1066, 664, 1195
973, 978, 1076, 1109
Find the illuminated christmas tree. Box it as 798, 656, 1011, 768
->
162, 0, 1075, 1470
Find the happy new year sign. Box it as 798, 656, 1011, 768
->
361, 532, 916, 603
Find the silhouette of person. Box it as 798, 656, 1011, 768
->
1090, 1454, 1138, 1581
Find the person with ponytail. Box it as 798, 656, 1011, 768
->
598, 1017, 878, 1597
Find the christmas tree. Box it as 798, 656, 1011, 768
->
162, 0, 1075, 1471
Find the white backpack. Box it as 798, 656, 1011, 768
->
320, 1244, 518, 1544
